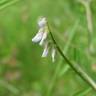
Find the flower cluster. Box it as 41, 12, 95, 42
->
32, 17, 56, 62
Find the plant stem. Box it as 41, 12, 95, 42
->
0, 0, 19, 11
78, 0, 94, 54
47, 20, 79, 96
48, 24, 96, 91
0, 79, 19, 95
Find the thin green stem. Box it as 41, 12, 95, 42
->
78, 0, 94, 55
0, 79, 19, 95
47, 23, 96, 92
47, 20, 79, 96
73, 87, 91, 96
0, 0, 19, 11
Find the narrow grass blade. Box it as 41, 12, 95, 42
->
0, 80, 19, 95
73, 87, 91, 96
0, 0, 19, 11
47, 19, 80, 96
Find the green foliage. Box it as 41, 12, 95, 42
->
0, 0, 96, 96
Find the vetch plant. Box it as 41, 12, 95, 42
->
32, 17, 48, 45
32, 17, 96, 93
32, 17, 56, 62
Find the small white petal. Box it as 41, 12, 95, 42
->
32, 28, 44, 43
42, 43, 49, 57
51, 48, 56, 62
39, 32, 48, 46
38, 17, 47, 28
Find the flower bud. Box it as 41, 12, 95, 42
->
38, 17, 47, 28
32, 28, 44, 43
51, 47, 56, 62
42, 43, 49, 57
39, 31, 48, 46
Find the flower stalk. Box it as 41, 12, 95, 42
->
32, 17, 96, 92
32, 17, 56, 62
78, 0, 94, 54
47, 21, 96, 91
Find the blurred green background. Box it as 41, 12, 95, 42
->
0, 0, 96, 96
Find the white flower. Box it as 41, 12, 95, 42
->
41, 42, 56, 62
32, 28, 44, 43
32, 17, 56, 62
42, 42, 49, 57
51, 47, 56, 62
42, 44, 56, 62
38, 17, 47, 28
32, 17, 48, 45
39, 31, 48, 45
